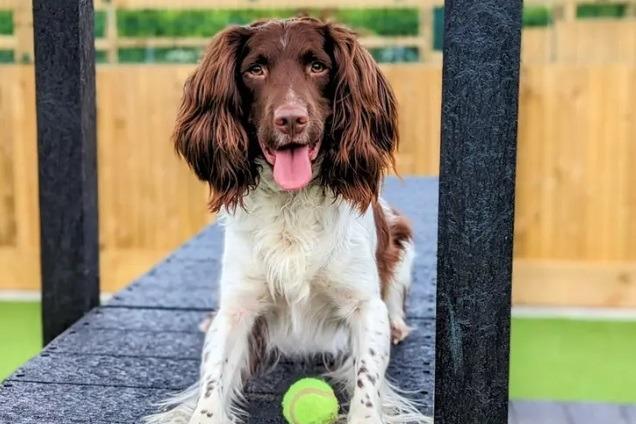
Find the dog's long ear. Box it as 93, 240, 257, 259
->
174, 26, 256, 212
322, 24, 398, 212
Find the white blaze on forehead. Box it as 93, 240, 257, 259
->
280, 27, 289, 48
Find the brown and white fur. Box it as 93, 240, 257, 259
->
144, 17, 430, 424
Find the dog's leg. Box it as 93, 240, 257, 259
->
384, 241, 415, 345
189, 293, 265, 424
347, 297, 392, 424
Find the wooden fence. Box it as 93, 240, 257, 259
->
522, 20, 636, 64
1, 63, 635, 306
514, 64, 636, 306
0, 65, 213, 293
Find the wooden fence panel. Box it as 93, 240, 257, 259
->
555, 20, 636, 64
0, 66, 39, 290
383, 65, 441, 175
522, 28, 553, 64
514, 64, 636, 262
96, 66, 212, 288
521, 20, 636, 65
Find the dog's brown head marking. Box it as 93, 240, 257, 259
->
173, 17, 398, 212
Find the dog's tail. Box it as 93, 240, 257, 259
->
141, 383, 199, 424
381, 379, 434, 424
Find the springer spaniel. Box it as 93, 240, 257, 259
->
145, 17, 429, 424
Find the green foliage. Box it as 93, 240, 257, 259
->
577, 3, 627, 19
95, 11, 107, 38
433, 6, 444, 51
118, 47, 202, 63
117, 9, 296, 37
95, 50, 107, 64
0, 50, 14, 63
370, 47, 419, 63
523, 6, 552, 27
0, 10, 13, 35
334, 9, 419, 36
116, 8, 418, 38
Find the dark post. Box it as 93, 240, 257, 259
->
33, 0, 99, 344
434, 0, 522, 423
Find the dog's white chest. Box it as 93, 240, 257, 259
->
255, 209, 321, 300
233, 187, 342, 303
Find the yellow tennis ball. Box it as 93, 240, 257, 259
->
282, 378, 339, 424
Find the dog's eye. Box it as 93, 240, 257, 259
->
247, 64, 265, 76
309, 61, 327, 73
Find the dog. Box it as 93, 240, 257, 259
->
144, 17, 430, 424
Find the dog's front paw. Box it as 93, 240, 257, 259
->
348, 413, 384, 424
188, 407, 228, 424
390, 317, 412, 345
348, 398, 384, 424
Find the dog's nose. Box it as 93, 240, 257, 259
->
274, 104, 308, 136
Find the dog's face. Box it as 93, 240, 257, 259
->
240, 22, 331, 191
174, 18, 398, 211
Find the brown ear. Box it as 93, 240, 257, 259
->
173, 26, 256, 212
322, 24, 398, 211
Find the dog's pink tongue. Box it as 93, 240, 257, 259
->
273, 145, 312, 191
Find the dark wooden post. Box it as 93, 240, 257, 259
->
434, 0, 522, 423
33, 0, 100, 344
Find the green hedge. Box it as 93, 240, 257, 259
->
117, 9, 290, 37
95, 11, 106, 38
116, 8, 419, 37
577, 3, 627, 19
0, 10, 12, 35
96, 50, 107, 63
118, 47, 201, 63
0, 50, 13, 63
433, 7, 443, 50
370, 46, 418, 62
333, 9, 419, 36
524, 6, 552, 27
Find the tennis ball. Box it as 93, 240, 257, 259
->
282, 377, 339, 424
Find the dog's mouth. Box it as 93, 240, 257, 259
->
260, 141, 321, 191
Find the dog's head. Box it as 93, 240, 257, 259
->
174, 18, 398, 212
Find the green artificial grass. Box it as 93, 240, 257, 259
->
1, 302, 635, 403
510, 317, 636, 403
0, 302, 41, 380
